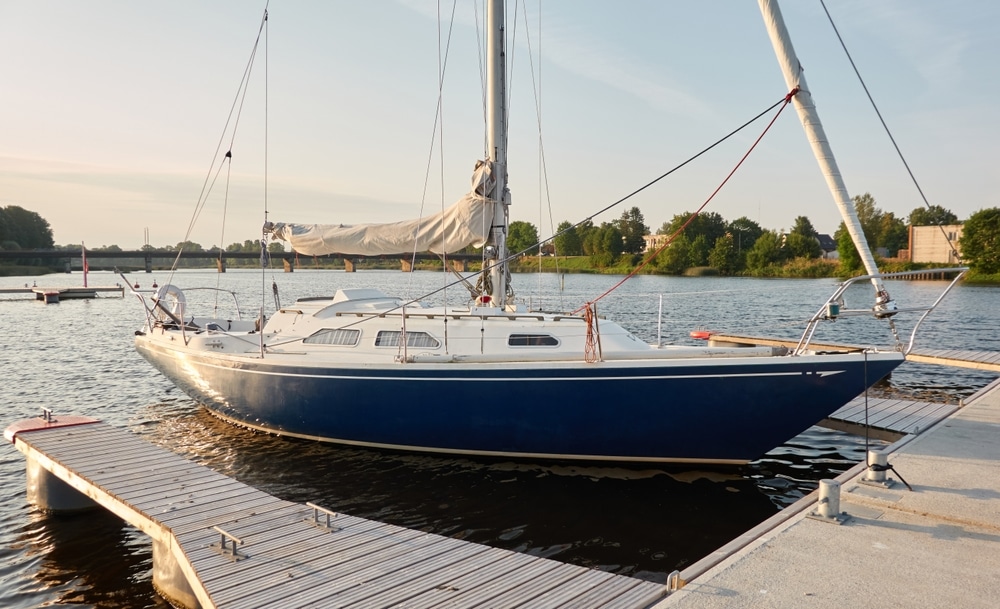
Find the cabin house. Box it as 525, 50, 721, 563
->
817, 233, 837, 259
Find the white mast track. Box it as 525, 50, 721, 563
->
486, 0, 509, 308
758, 0, 896, 314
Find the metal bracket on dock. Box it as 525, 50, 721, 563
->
211, 525, 246, 561
305, 502, 340, 532
40, 407, 54, 423
666, 570, 682, 593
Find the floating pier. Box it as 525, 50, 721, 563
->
709, 333, 1000, 373
822, 395, 961, 441
0, 286, 125, 302
4, 411, 665, 609
652, 377, 1000, 609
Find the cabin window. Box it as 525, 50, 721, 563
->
303, 328, 361, 346
508, 333, 559, 347
375, 330, 440, 349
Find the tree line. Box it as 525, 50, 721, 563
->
507, 195, 999, 277
3, 199, 998, 276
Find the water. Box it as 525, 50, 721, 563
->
1, 269, 996, 608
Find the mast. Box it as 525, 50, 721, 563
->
758, 0, 896, 315
485, 0, 509, 307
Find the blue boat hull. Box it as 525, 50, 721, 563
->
136, 339, 903, 463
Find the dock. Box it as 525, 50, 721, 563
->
0, 286, 125, 302
822, 395, 962, 441
4, 412, 666, 609
709, 333, 1000, 373
652, 377, 1000, 609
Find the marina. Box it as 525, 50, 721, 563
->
3, 0, 998, 605
1, 270, 998, 608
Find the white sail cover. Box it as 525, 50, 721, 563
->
269, 162, 497, 256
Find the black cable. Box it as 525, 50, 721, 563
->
819, 0, 959, 261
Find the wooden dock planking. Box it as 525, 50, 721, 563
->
707, 334, 1000, 373
203, 523, 434, 602
319, 544, 501, 608
249, 536, 490, 608
824, 395, 960, 437
556, 575, 665, 609
518, 570, 619, 609
7, 418, 667, 608
873, 401, 956, 433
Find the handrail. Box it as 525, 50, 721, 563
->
794, 267, 967, 355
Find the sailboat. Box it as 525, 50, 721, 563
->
130, 0, 956, 464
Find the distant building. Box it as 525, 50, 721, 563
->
642, 234, 670, 253
908, 224, 963, 264
816, 234, 837, 259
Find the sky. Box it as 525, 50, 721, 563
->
2, 0, 997, 250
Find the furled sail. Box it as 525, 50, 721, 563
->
267, 161, 497, 256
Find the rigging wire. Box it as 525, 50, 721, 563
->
518, 94, 790, 279
819, 0, 959, 261
296, 94, 795, 341
519, 0, 560, 309
572, 88, 799, 314
166, 6, 269, 289
413, 0, 459, 303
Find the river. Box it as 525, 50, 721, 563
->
1, 269, 996, 608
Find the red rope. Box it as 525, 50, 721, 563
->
572, 88, 800, 316
583, 304, 599, 363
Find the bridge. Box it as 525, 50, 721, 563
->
0, 249, 481, 273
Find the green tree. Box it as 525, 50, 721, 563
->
878, 212, 908, 257
615, 206, 649, 255
835, 225, 861, 271
586, 223, 623, 267
656, 233, 690, 275
600, 223, 624, 259
0, 205, 54, 249
689, 234, 711, 266
0, 208, 9, 247
853, 193, 883, 246
553, 221, 583, 256
176, 241, 205, 252
786, 232, 821, 259
728, 216, 763, 270
909, 205, 958, 226
659, 211, 727, 247
791, 216, 818, 239
708, 235, 739, 275
745, 230, 786, 272
959, 208, 1000, 274
507, 220, 540, 256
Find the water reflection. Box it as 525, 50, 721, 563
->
7, 509, 165, 609
136, 405, 813, 581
